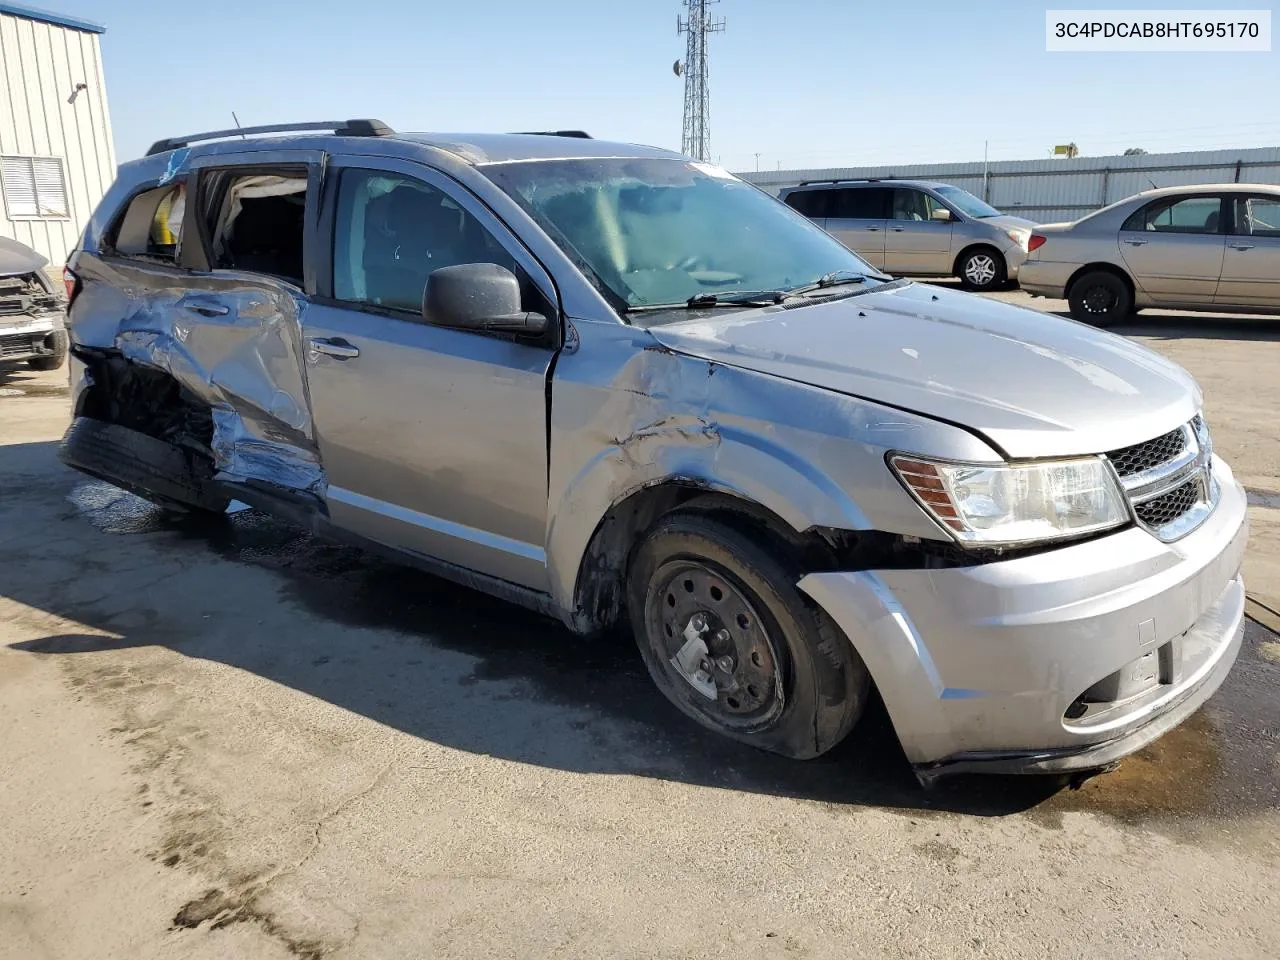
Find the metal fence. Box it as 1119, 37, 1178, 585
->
738, 147, 1280, 225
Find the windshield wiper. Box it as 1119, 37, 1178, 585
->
785, 270, 875, 296
626, 290, 790, 312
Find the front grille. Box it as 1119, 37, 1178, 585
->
1105, 425, 1187, 478
1134, 477, 1201, 528
0, 333, 40, 357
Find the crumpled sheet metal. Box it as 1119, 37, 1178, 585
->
112, 279, 325, 496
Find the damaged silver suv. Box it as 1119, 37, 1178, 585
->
61, 121, 1248, 781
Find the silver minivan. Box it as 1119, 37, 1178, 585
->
60, 123, 1247, 783
781, 179, 1035, 291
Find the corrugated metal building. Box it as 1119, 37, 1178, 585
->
740, 147, 1280, 225
0, 2, 114, 272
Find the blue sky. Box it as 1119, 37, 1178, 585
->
43, 0, 1280, 170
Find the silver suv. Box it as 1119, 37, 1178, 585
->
781, 179, 1035, 291
60, 122, 1247, 782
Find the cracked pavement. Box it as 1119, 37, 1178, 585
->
2, 305, 1279, 960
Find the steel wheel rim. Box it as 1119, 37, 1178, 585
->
645, 559, 785, 732
965, 254, 997, 285
1082, 284, 1116, 314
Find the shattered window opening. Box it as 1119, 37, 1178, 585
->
207, 173, 308, 284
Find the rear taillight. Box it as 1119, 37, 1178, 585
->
63, 267, 80, 307
1027, 234, 1047, 253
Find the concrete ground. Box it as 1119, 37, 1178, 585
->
1, 297, 1278, 960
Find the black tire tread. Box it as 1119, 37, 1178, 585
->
26, 329, 68, 371
628, 510, 868, 760
59, 416, 229, 514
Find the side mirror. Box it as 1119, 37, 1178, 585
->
930, 206, 953, 222
422, 263, 548, 336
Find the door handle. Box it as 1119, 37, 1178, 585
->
890, 226, 905, 232
184, 302, 230, 317
1123, 238, 1148, 246
308, 337, 360, 361
866, 226, 880, 232
1230, 242, 1255, 250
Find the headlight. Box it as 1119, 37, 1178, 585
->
1004, 228, 1031, 248
889, 455, 1128, 546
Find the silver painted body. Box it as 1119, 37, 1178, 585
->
1, 237, 64, 364
778, 179, 1034, 280
64, 132, 1248, 773
1020, 183, 1280, 314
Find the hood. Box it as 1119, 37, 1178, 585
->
646, 282, 1200, 459
982, 213, 1036, 231
0, 237, 48, 277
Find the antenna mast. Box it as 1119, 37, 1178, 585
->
677, 0, 725, 161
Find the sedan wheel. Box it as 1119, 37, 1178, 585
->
1067, 270, 1133, 327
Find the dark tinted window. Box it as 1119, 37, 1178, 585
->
1122, 196, 1223, 235
828, 187, 889, 219
784, 190, 828, 218
204, 170, 308, 283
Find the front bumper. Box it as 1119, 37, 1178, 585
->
798, 457, 1248, 778
0, 312, 62, 362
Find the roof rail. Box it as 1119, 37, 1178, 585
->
512, 130, 592, 139
145, 119, 394, 157
796, 177, 890, 187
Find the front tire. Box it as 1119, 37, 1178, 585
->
957, 247, 1006, 291
627, 512, 868, 759
1068, 270, 1133, 326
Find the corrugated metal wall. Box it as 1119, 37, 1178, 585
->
740, 147, 1280, 225
0, 10, 115, 269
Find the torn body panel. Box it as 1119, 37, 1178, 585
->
545, 317, 1005, 629
67, 258, 324, 495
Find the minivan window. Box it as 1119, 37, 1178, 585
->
486, 158, 882, 316
828, 187, 889, 220
932, 185, 1000, 219
891, 188, 946, 222
784, 190, 828, 218
332, 169, 518, 313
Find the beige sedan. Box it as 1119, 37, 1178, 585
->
1019, 184, 1280, 325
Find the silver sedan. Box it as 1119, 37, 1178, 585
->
1019, 184, 1280, 325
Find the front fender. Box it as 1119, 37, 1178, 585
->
545, 320, 999, 616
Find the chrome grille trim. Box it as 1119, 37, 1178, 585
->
1104, 415, 1217, 543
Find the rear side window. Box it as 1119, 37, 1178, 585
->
784, 190, 828, 218
109, 183, 186, 262
828, 187, 889, 219
1122, 196, 1223, 235
1237, 196, 1280, 237
203, 170, 308, 283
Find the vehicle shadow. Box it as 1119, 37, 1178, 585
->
0, 440, 1107, 819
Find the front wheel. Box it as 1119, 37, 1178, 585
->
1068, 271, 1133, 326
957, 248, 1007, 291
627, 512, 868, 759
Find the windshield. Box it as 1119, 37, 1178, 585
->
484, 157, 884, 315
933, 185, 1001, 219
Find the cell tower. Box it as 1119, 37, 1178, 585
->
676, 0, 724, 161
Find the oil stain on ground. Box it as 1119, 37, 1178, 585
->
65, 481, 1280, 829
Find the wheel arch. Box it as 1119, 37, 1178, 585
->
951, 242, 1005, 279
1064, 261, 1136, 302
